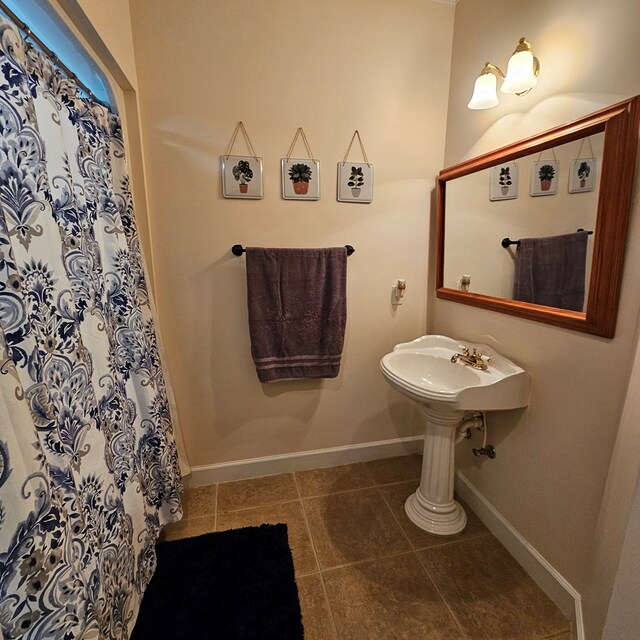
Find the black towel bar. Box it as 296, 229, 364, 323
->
232, 244, 355, 256
501, 229, 592, 248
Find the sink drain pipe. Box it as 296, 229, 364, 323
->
455, 411, 496, 458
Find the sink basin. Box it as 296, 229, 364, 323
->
379, 335, 530, 536
380, 335, 530, 411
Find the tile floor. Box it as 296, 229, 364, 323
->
162, 455, 572, 640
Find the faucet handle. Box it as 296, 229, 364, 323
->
471, 348, 492, 365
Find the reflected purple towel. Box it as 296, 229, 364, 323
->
513, 231, 588, 311
245, 247, 347, 382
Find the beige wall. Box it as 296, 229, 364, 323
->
439, 0, 640, 637
56, 0, 138, 90
128, 0, 455, 466
597, 333, 640, 639
75, 0, 138, 87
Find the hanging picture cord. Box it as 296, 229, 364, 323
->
341, 130, 371, 166
535, 147, 558, 163
285, 127, 316, 161
224, 121, 259, 160
575, 136, 595, 160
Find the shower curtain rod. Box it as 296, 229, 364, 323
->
0, 0, 108, 108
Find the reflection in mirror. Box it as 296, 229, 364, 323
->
443, 133, 604, 311
436, 96, 640, 337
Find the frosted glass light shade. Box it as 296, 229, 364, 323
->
467, 72, 499, 110
501, 50, 537, 94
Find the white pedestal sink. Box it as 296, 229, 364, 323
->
380, 335, 530, 536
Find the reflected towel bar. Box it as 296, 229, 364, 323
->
501, 229, 592, 248
232, 244, 355, 256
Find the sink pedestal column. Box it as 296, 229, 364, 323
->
405, 405, 467, 536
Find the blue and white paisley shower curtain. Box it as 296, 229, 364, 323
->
0, 17, 182, 639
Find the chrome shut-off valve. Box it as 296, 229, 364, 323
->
472, 445, 496, 458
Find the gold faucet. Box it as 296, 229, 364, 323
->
451, 346, 492, 370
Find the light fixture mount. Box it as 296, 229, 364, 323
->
481, 62, 505, 78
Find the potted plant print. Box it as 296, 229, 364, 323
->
498, 167, 512, 195
347, 165, 364, 197
577, 161, 591, 188
232, 160, 253, 193
288, 162, 312, 195
538, 163, 556, 191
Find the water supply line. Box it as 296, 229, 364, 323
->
455, 411, 496, 458
455, 411, 484, 443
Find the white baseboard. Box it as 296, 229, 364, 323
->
455, 471, 584, 640
187, 435, 425, 488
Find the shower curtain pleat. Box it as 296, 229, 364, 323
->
0, 17, 183, 639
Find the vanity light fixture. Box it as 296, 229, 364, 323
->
467, 37, 540, 110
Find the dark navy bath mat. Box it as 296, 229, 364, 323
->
131, 523, 304, 640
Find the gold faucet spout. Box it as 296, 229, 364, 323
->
451, 346, 491, 370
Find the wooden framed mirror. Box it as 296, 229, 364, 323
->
436, 96, 640, 338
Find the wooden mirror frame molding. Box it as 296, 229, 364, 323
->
436, 96, 640, 338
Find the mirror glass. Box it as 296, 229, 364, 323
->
436, 97, 640, 337
443, 133, 604, 311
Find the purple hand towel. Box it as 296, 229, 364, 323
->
513, 231, 588, 311
245, 247, 347, 383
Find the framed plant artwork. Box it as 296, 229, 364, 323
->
337, 162, 373, 203
281, 158, 320, 200
531, 160, 559, 196
568, 158, 597, 193
221, 155, 264, 199
489, 163, 518, 201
